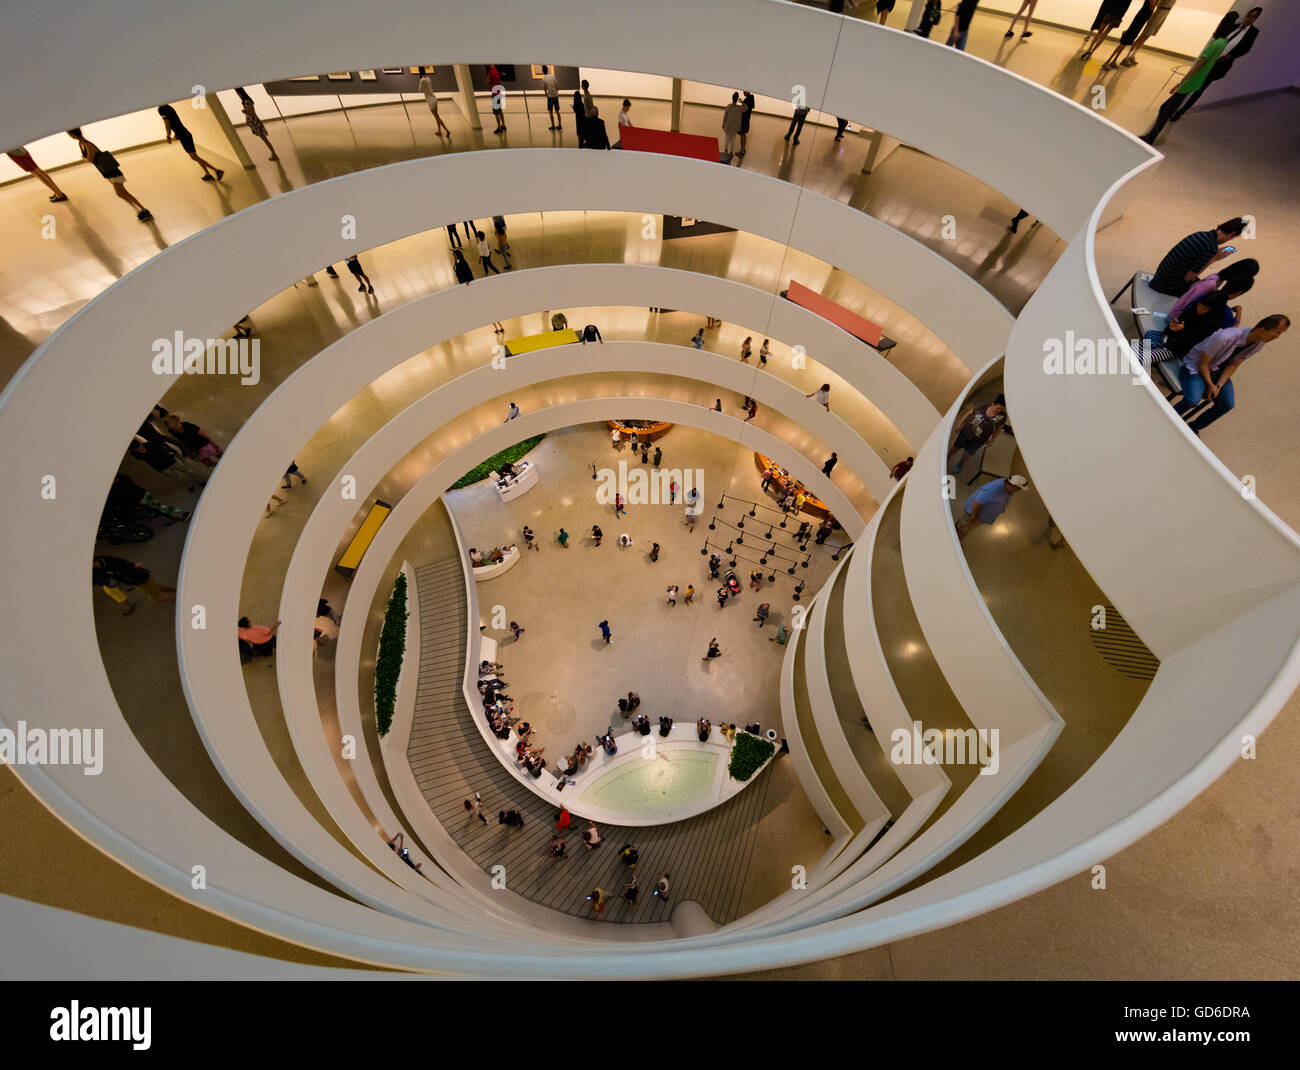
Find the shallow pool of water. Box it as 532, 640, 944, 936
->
580, 751, 718, 813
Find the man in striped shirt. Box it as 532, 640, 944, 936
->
1150, 218, 1245, 296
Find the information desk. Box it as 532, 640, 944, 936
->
753, 453, 830, 519
607, 419, 672, 443
501, 328, 579, 356
618, 125, 720, 163
334, 499, 392, 579
495, 459, 538, 502
784, 279, 897, 354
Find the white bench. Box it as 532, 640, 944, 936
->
471, 544, 520, 581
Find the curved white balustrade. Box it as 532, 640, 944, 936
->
802, 555, 893, 830
900, 360, 1063, 748
0, 0, 1153, 240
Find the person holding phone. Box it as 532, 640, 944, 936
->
1149, 218, 1246, 296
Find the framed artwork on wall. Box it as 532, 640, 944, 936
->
288, 75, 320, 82
530, 65, 548, 79
327, 72, 352, 81
358, 69, 378, 81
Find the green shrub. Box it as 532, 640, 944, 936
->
728, 731, 776, 782
375, 572, 408, 737
450, 435, 546, 489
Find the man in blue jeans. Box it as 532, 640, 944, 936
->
1174, 316, 1290, 435
957, 474, 1030, 543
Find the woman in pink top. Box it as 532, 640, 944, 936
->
1168, 258, 1258, 321
237, 616, 280, 657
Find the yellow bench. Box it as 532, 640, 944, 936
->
502, 328, 579, 356
335, 499, 392, 579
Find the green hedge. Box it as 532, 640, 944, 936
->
375, 572, 408, 738
450, 435, 546, 489
728, 732, 776, 782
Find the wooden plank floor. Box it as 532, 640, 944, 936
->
407, 560, 776, 925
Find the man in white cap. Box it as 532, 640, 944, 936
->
957, 474, 1030, 543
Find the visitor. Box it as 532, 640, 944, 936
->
815, 518, 835, 545
654, 873, 671, 901
740, 337, 752, 363
591, 524, 604, 546
807, 383, 831, 411
283, 460, 307, 488
464, 791, 488, 825
94, 556, 175, 616
619, 843, 639, 868
551, 836, 567, 858
618, 533, 633, 548
1173, 316, 1291, 435
452, 248, 474, 285
541, 65, 562, 130
704, 637, 722, 659
659, 716, 673, 737
521, 525, 537, 551
105, 473, 188, 525
754, 603, 770, 627
587, 887, 605, 914
417, 68, 451, 137
572, 88, 587, 146
698, 718, 712, 742
1005, 0, 1038, 39
627, 692, 641, 712
493, 215, 512, 268
956, 475, 1031, 543
650, 542, 661, 562
498, 809, 525, 828
128, 437, 201, 491
1168, 258, 1259, 323
4, 146, 68, 202
162, 414, 223, 467
784, 105, 810, 145
1141, 28, 1232, 144
615, 492, 625, 519
722, 92, 744, 157
684, 584, 695, 605
510, 620, 525, 641
557, 527, 570, 548
691, 327, 705, 349
759, 339, 771, 366
1168, 7, 1263, 123
1149, 218, 1245, 296
716, 587, 728, 609
1080, 0, 1127, 59
666, 584, 678, 606
624, 877, 639, 905
890, 457, 915, 480
745, 399, 758, 422
709, 553, 722, 579
476, 231, 501, 275
580, 323, 603, 345
157, 102, 223, 182
633, 713, 651, 736
506, 401, 520, 420
947, 396, 1008, 473
599, 619, 613, 644
822, 453, 838, 476
916, 0, 943, 38
66, 128, 152, 221
737, 90, 756, 155
237, 615, 280, 657
946, 0, 980, 51
489, 67, 506, 133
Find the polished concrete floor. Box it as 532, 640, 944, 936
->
1, 12, 1297, 978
